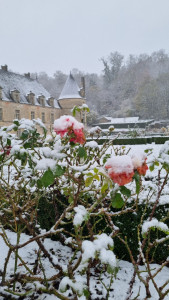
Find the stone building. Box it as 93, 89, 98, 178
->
0, 65, 86, 131
58, 73, 85, 115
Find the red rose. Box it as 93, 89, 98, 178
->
54, 116, 85, 145
105, 155, 134, 186
131, 153, 148, 176
106, 169, 134, 186
1, 145, 12, 156
137, 160, 148, 176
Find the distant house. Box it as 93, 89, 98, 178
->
98, 116, 139, 124
95, 116, 153, 131
0, 65, 86, 130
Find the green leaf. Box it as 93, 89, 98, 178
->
13, 120, 20, 126
72, 106, 80, 117
101, 182, 109, 194
70, 141, 76, 147
94, 167, 98, 173
37, 179, 43, 188
21, 153, 27, 166
38, 169, 55, 188
86, 172, 93, 176
103, 154, 111, 164
20, 130, 29, 140
133, 173, 140, 194
78, 146, 87, 158
7, 139, 11, 146
144, 148, 152, 153
83, 289, 90, 298
149, 164, 154, 172
111, 192, 124, 209
120, 186, 131, 197
23, 142, 32, 149
54, 165, 65, 177
85, 177, 93, 187
68, 195, 74, 203
83, 106, 90, 112
163, 162, 169, 172
107, 265, 115, 274
93, 174, 99, 181
154, 161, 159, 166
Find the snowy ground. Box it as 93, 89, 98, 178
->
0, 229, 168, 300
0, 144, 169, 299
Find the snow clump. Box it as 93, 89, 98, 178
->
73, 205, 88, 226
81, 233, 116, 268
54, 115, 84, 131
85, 141, 99, 149
131, 151, 147, 168
105, 155, 134, 174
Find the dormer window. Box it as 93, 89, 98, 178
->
48, 97, 54, 107
10, 89, 20, 103
27, 91, 35, 105
38, 95, 45, 107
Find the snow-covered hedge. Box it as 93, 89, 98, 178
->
0, 116, 169, 299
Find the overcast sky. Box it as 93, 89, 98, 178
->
0, 0, 169, 76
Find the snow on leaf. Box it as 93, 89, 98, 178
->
142, 218, 169, 237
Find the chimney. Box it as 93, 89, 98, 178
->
80, 76, 85, 98
24, 72, 30, 79
1, 65, 8, 72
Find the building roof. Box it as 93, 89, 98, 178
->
58, 73, 82, 100
0, 69, 60, 108
98, 117, 140, 124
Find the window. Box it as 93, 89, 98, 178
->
15, 110, 20, 120
42, 112, 45, 123
0, 108, 2, 121
31, 111, 35, 120
51, 113, 54, 124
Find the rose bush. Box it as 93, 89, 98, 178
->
0, 115, 168, 300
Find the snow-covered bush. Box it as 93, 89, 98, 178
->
0, 116, 169, 299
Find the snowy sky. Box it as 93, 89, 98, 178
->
0, 0, 169, 76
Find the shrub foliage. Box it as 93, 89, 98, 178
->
0, 116, 169, 299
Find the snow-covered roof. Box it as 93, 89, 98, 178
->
99, 117, 140, 124
58, 73, 82, 100
0, 69, 60, 108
